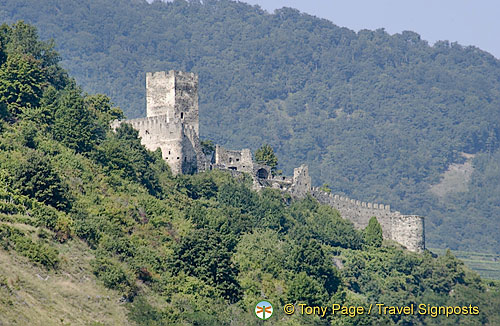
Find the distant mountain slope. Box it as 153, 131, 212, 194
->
1, 0, 500, 253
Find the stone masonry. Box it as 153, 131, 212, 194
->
111, 70, 425, 252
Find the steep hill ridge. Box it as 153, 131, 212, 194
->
1, 0, 500, 253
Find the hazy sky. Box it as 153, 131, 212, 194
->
240, 0, 500, 59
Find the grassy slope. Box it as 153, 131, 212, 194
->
0, 222, 132, 326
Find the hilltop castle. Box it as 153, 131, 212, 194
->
111, 71, 425, 252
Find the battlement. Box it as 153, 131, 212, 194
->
311, 188, 393, 211
310, 187, 424, 252
113, 116, 184, 140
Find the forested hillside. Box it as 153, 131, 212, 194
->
0, 22, 499, 325
1, 0, 500, 253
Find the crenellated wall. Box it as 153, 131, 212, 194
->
310, 187, 425, 252
112, 115, 200, 175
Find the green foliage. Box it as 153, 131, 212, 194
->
31, 202, 59, 229
91, 255, 136, 298
200, 139, 215, 156
0, 224, 59, 268
364, 217, 383, 247
287, 271, 328, 306
169, 228, 241, 303
96, 123, 166, 195
1, 21, 68, 89
289, 197, 364, 249
84, 93, 124, 123
255, 144, 278, 172
52, 88, 104, 153
319, 183, 332, 193
0, 53, 45, 117
12, 150, 71, 210
127, 296, 164, 326
234, 229, 285, 277
287, 238, 341, 296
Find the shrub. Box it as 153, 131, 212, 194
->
91, 256, 136, 298
0, 224, 59, 268
13, 150, 71, 210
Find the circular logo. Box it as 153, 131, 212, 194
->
255, 301, 273, 320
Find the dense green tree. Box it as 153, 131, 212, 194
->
1, 21, 68, 89
287, 238, 341, 295
255, 144, 278, 174
168, 228, 241, 302
364, 216, 383, 247
84, 93, 124, 123
12, 150, 70, 210
287, 271, 328, 306
96, 123, 166, 195
0, 53, 45, 117
52, 88, 104, 153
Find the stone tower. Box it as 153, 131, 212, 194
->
146, 71, 199, 134
112, 70, 205, 175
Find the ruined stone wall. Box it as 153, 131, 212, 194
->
289, 165, 312, 198
214, 145, 254, 174
146, 71, 175, 118
173, 71, 199, 135
183, 125, 209, 172
310, 188, 425, 252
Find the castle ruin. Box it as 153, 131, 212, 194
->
111, 70, 425, 252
